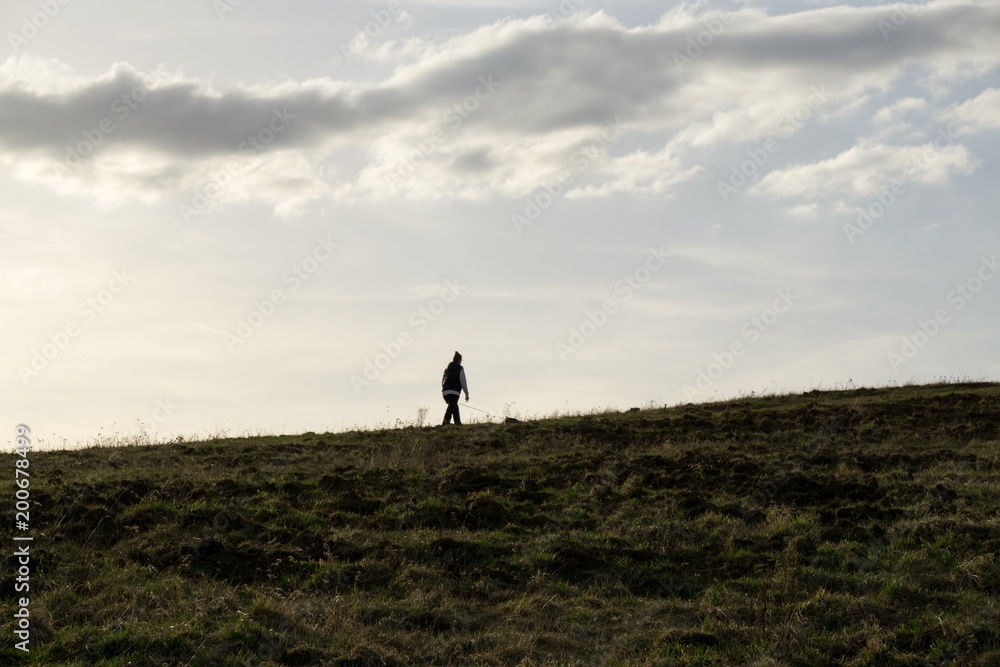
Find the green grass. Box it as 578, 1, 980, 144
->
4, 381, 1000, 665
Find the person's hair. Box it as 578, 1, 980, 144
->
453, 351, 462, 363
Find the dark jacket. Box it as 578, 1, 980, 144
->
442, 361, 466, 395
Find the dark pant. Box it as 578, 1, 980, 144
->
442, 394, 461, 425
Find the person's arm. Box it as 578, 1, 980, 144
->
460, 369, 469, 400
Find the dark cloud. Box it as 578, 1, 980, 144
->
0, 1, 996, 206
2, 2, 998, 161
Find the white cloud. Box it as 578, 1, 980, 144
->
0, 1, 997, 213
754, 140, 980, 201
873, 96, 927, 125
785, 203, 821, 220
940, 87, 1000, 135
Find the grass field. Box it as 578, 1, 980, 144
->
3, 381, 1000, 665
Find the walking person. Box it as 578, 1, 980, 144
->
441, 351, 469, 425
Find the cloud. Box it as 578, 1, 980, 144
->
873, 96, 928, 125
785, 203, 821, 221
754, 140, 980, 201
940, 87, 1000, 134
0, 1, 997, 211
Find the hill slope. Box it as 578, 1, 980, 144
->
4, 382, 1000, 665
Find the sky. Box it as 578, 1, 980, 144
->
2, 0, 998, 448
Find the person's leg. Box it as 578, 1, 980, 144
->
444, 395, 461, 425
446, 395, 462, 425
442, 394, 453, 425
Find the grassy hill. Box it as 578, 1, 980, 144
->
4, 382, 1000, 666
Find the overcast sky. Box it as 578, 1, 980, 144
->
3, 0, 998, 447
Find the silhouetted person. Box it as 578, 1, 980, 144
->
441, 351, 469, 425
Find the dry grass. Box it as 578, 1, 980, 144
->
3, 381, 1000, 665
